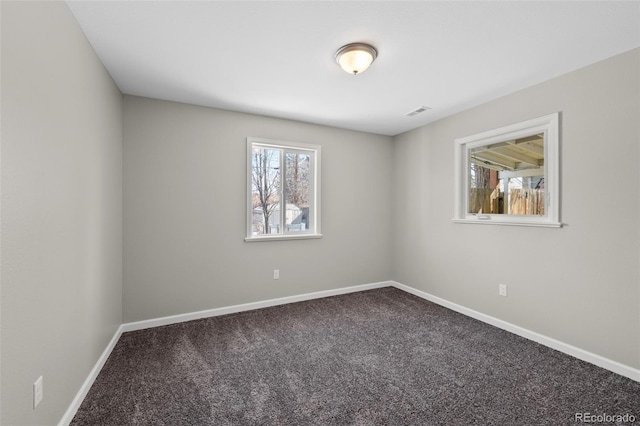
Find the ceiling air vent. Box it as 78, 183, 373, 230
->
405, 106, 431, 117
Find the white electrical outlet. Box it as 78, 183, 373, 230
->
33, 376, 43, 409
499, 284, 508, 297
273, 269, 280, 280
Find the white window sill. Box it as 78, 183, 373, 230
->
244, 233, 323, 242
452, 218, 562, 228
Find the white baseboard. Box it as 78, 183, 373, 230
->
121, 281, 393, 332
390, 281, 640, 383
58, 324, 124, 426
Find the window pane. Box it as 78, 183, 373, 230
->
251, 147, 281, 235
284, 152, 311, 232
468, 133, 544, 215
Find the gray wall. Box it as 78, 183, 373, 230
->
123, 96, 393, 322
392, 49, 639, 369
1, 2, 123, 425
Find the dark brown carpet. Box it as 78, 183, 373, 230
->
71, 287, 640, 425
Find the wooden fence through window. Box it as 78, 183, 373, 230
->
469, 188, 544, 215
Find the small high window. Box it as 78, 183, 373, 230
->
453, 113, 561, 228
246, 137, 321, 241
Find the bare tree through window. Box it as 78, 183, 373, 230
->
252, 148, 280, 234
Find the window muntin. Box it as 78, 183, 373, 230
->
453, 113, 560, 227
246, 138, 321, 241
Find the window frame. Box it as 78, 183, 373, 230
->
245, 137, 322, 242
453, 112, 561, 228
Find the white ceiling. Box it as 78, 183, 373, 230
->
66, 1, 640, 136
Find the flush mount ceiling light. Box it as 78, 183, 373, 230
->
335, 43, 378, 75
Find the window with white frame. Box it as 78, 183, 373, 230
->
453, 112, 561, 228
246, 137, 321, 241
